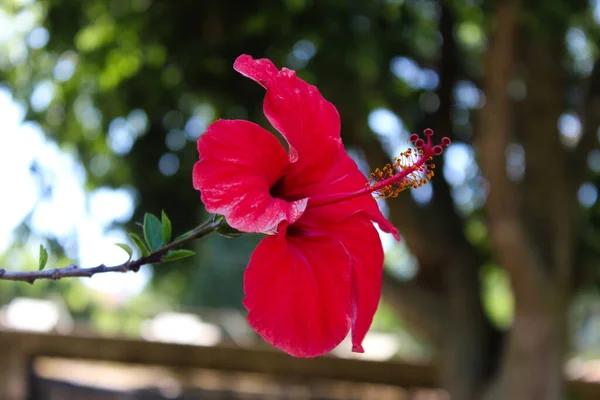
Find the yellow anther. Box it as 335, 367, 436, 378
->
368, 147, 437, 199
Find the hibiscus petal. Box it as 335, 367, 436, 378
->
290, 213, 384, 352
334, 216, 384, 353
232, 55, 398, 242
193, 119, 308, 233
243, 226, 353, 358
233, 54, 342, 178
288, 148, 400, 240
322, 152, 399, 240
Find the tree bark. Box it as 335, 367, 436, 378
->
485, 308, 566, 400
350, 4, 503, 399
338, 0, 594, 398
477, 0, 583, 399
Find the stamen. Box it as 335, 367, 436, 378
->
368, 129, 450, 198
308, 129, 450, 209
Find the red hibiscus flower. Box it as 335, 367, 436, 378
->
193, 55, 449, 358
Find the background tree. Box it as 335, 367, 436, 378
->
1, 0, 600, 399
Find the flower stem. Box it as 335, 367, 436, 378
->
131, 216, 223, 268
0, 216, 223, 284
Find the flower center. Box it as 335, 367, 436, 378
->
309, 128, 450, 208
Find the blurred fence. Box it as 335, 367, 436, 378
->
0, 329, 598, 400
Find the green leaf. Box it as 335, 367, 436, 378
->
161, 250, 196, 263
143, 213, 164, 251
173, 230, 193, 241
129, 233, 150, 257
38, 245, 48, 271
213, 214, 242, 238
114, 243, 133, 261
161, 210, 172, 243
217, 224, 243, 238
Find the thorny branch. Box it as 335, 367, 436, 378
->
0, 218, 221, 284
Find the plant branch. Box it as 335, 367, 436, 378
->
0, 217, 222, 284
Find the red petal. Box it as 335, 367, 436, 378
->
193, 119, 307, 233
290, 213, 384, 353
294, 149, 399, 240
244, 215, 384, 357
231, 56, 397, 239
243, 226, 353, 358
335, 216, 384, 353
324, 154, 399, 240
231, 56, 280, 88
234, 54, 343, 184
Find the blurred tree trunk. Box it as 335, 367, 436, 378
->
344, 3, 502, 398
373, 3, 503, 399
349, 1, 598, 399
477, 0, 577, 398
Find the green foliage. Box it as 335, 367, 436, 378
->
143, 213, 164, 251
173, 230, 192, 241
161, 210, 172, 243
128, 233, 150, 257
481, 264, 514, 329
114, 243, 133, 261
215, 215, 243, 238
161, 249, 196, 263
38, 245, 48, 271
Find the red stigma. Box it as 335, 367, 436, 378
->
368, 128, 450, 198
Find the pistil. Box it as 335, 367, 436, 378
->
309, 129, 450, 208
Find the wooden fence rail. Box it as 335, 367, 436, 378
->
0, 329, 598, 399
